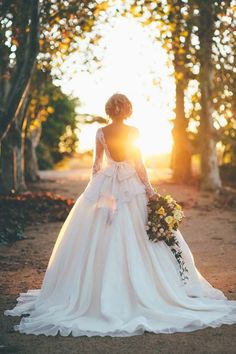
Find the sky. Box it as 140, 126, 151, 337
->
59, 17, 175, 156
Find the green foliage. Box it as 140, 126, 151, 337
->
0, 0, 103, 75
0, 0, 107, 194
36, 80, 79, 170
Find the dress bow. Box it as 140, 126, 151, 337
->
103, 161, 136, 181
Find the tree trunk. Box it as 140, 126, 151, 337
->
0, 88, 31, 194
25, 138, 40, 182
198, 0, 222, 191
25, 127, 41, 182
0, 126, 26, 194
171, 79, 192, 182
0, 0, 39, 142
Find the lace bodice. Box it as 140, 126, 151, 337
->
92, 127, 156, 198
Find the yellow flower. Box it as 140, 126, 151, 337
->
157, 207, 165, 215
176, 203, 182, 210
165, 195, 173, 202
165, 216, 174, 224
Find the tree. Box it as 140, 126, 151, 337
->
210, 1, 236, 181
0, 0, 105, 194
165, 0, 194, 182
23, 69, 50, 180
193, 0, 235, 190
128, 0, 194, 182
35, 79, 79, 171
195, 0, 221, 190
0, 0, 39, 141
129, 0, 235, 189
0, 0, 39, 193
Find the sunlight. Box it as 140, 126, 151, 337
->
60, 17, 175, 156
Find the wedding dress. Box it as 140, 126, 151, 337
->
4, 127, 236, 337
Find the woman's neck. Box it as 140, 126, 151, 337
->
110, 120, 125, 127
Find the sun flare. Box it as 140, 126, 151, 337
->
135, 120, 173, 156
60, 17, 175, 156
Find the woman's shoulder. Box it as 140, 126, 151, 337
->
97, 124, 139, 137
95, 126, 105, 142
125, 125, 140, 137
100, 124, 112, 132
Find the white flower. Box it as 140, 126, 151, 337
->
152, 226, 157, 232
159, 228, 164, 233
173, 210, 183, 221
146, 226, 150, 230
148, 221, 152, 225
166, 195, 173, 202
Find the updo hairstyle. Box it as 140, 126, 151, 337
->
105, 93, 132, 121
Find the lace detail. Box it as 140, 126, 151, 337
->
132, 129, 156, 198
135, 159, 156, 198
92, 127, 156, 198
100, 128, 113, 161
92, 129, 104, 176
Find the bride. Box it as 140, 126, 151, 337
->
4, 93, 236, 337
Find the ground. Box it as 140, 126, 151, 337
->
0, 167, 236, 354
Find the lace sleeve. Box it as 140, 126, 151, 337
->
92, 128, 104, 177
132, 129, 156, 198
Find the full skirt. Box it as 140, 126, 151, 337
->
4, 169, 236, 336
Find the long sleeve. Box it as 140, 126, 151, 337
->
132, 129, 156, 198
92, 129, 104, 177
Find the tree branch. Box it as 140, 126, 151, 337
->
0, 0, 40, 142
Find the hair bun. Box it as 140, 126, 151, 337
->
105, 93, 132, 121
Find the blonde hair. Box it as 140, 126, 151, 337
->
105, 93, 132, 121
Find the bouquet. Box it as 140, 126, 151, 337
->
146, 193, 188, 283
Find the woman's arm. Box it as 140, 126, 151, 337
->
132, 128, 157, 199
92, 129, 104, 177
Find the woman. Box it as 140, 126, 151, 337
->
4, 93, 236, 336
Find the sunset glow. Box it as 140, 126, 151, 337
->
60, 17, 175, 156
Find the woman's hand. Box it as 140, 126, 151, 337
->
149, 193, 159, 202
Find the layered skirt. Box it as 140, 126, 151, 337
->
4, 161, 236, 336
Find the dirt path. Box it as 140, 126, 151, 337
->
0, 170, 236, 354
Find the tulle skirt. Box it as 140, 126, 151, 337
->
4, 165, 236, 336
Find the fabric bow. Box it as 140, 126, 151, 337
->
103, 161, 136, 181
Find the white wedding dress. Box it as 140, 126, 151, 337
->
4, 127, 236, 337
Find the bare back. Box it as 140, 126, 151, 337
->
102, 123, 137, 162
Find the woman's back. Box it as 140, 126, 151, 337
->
102, 123, 137, 162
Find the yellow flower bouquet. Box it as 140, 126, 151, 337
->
146, 192, 188, 283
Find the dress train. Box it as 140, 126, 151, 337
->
4, 127, 236, 336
